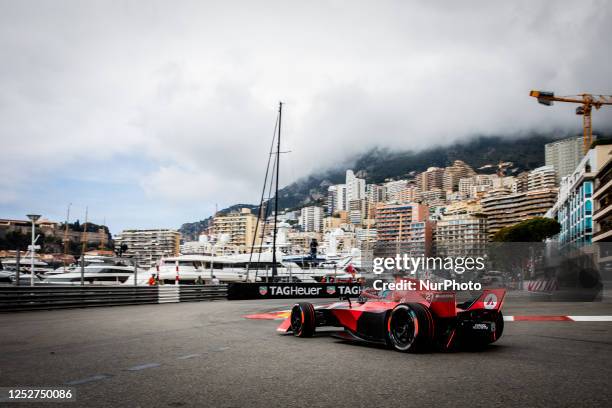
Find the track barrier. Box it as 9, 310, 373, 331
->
0, 285, 228, 312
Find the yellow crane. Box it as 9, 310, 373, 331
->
529, 91, 612, 153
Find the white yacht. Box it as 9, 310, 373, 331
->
123, 251, 359, 285
42, 264, 138, 285
42, 255, 140, 285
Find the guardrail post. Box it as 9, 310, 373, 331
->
80, 254, 85, 286
15, 249, 20, 286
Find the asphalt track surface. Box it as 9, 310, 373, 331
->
1, 296, 612, 408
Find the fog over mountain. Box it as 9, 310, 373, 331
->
1, 1, 611, 232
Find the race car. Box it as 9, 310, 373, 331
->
277, 283, 506, 352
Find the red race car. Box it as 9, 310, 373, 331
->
277, 283, 506, 352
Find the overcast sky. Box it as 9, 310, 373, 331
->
1, 1, 611, 234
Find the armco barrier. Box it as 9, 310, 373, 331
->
227, 282, 363, 300
0, 285, 227, 312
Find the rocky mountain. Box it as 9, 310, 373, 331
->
179, 133, 574, 239
274, 134, 558, 210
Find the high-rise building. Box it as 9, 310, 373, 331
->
443, 160, 476, 192
593, 150, 612, 244
384, 179, 408, 201
545, 136, 587, 182
548, 144, 612, 246
528, 165, 558, 190
396, 185, 421, 203
481, 188, 558, 240
349, 199, 368, 225
514, 172, 529, 193
436, 213, 488, 258
366, 183, 386, 204
327, 185, 338, 215
346, 170, 366, 203
211, 208, 259, 252
417, 167, 445, 191
459, 174, 496, 198
420, 188, 446, 206
115, 229, 181, 267
327, 184, 347, 213
374, 203, 434, 257
299, 206, 324, 233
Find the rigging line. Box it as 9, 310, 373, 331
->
272, 102, 282, 277
247, 112, 279, 277
257, 150, 278, 272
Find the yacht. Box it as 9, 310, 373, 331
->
0, 257, 55, 275
42, 265, 137, 285
123, 251, 359, 285
42, 256, 140, 285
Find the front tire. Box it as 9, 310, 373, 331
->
385, 303, 433, 352
290, 302, 316, 337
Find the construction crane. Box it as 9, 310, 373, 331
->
529, 91, 612, 153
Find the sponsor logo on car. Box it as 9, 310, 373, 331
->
483, 293, 498, 309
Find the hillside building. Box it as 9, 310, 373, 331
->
545, 136, 587, 182
481, 188, 558, 240
115, 229, 180, 267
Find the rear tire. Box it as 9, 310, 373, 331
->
385, 303, 434, 352
290, 302, 316, 337
490, 311, 504, 343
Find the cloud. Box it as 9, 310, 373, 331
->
1, 0, 611, 231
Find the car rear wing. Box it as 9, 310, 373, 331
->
466, 289, 506, 311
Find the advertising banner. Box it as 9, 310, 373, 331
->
227, 283, 363, 300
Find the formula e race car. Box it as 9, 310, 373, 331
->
277, 284, 506, 352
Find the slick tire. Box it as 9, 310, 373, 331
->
290, 302, 316, 337
385, 303, 434, 352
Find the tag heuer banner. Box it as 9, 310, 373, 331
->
227, 283, 363, 300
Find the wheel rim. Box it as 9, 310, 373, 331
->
389, 306, 416, 350
291, 305, 303, 335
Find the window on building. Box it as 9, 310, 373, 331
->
585, 200, 592, 215
584, 181, 592, 197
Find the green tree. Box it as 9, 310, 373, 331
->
492, 217, 561, 242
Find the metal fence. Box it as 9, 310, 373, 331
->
0, 285, 228, 312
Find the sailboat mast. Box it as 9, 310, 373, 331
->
272, 102, 282, 276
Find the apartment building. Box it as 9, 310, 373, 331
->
420, 188, 447, 207
384, 179, 408, 201
211, 208, 259, 252
348, 199, 368, 226
417, 167, 445, 191
443, 160, 476, 192
547, 144, 612, 246
396, 185, 421, 203
528, 165, 557, 190
366, 183, 386, 204
346, 170, 366, 203
545, 135, 586, 182
115, 229, 180, 267
327, 184, 347, 214
436, 213, 488, 258
481, 188, 558, 240
593, 152, 612, 244
374, 202, 434, 257
299, 206, 324, 233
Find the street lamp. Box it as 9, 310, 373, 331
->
26, 214, 41, 287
